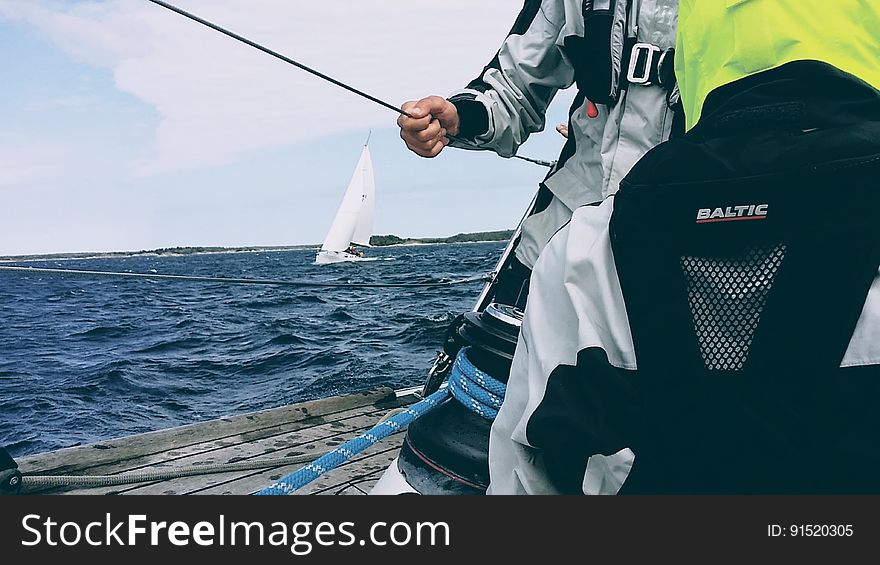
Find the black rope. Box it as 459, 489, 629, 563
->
513, 155, 555, 168
143, 0, 552, 168
144, 0, 413, 118
0, 266, 491, 289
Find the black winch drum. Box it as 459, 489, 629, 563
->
398, 303, 523, 494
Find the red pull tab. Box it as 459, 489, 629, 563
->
586, 99, 599, 119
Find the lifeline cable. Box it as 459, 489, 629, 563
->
0, 265, 491, 289
143, 0, 552, 168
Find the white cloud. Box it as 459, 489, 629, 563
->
1, 0, 523, 176
0, 136, 72, 187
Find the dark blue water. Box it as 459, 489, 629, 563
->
0, 243, 502, 458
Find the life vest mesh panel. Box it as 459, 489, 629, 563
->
597, 65, 880, 492
680, 244, 786, 371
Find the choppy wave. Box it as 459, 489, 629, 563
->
0, 243, 501, 457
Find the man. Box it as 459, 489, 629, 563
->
488, 0, 880, 494
385, 0, 680, 496
398, 0, 680, 299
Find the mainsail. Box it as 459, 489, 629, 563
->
320, 144, 375, 252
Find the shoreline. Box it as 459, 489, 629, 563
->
0, 246, 315, 264
0, 239, 507, 263
376, 239, 504, 248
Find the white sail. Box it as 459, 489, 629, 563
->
350, 146, 374, 247
320, 145, 374, 253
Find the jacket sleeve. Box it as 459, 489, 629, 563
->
447, 0, 576, 157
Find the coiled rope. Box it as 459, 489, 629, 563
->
446, 349, 506, 420
256, 346, 504, 495
0, 266, 491, 289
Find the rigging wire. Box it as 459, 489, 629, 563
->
143, 0, 552, 168
513, 154, 556, 167
144, 0, 411, 119
0, 265, 491, 289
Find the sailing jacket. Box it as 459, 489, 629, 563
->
447, 0, 679, 269
676, 0, 880, 130
487, 61, 880, 494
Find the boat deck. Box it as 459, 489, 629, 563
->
15, 387, 418, 495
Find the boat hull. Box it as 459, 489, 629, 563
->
315, 250, 375, 264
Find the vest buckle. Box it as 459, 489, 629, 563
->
627, 42, 661, 86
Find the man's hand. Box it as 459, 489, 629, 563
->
398, 96, 460, 158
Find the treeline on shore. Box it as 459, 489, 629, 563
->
0, 245, 310, 262
369, 230, 514, 247
1, 231, 513, 261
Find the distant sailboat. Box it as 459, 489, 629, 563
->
315, 135, 376, 265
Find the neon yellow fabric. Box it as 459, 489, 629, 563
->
676, 0, 880, 130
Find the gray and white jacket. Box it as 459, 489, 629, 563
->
448, 0, 679, 268
485, 62, 880, 494
487, 196, 880, 494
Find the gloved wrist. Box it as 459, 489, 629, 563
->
448, 96, 490, 141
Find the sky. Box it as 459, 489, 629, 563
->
0, 0, 576, 256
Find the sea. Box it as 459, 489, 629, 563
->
0, 242, 503, 458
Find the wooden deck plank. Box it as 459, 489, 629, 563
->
194, 439, 404, 496
17, 388, 397, 475
106, 413, 401, 496
17, 389, 420, 496
40, 403, 398, 481
43, 408, 394, 494
341, 479, 380, 495
296, 447, 401, 496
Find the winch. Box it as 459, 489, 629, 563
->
395, 302, 523, 494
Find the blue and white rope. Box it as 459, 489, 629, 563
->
254, 390, 447, 495
447, 348, 506, 420
255, 346, 506, 495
